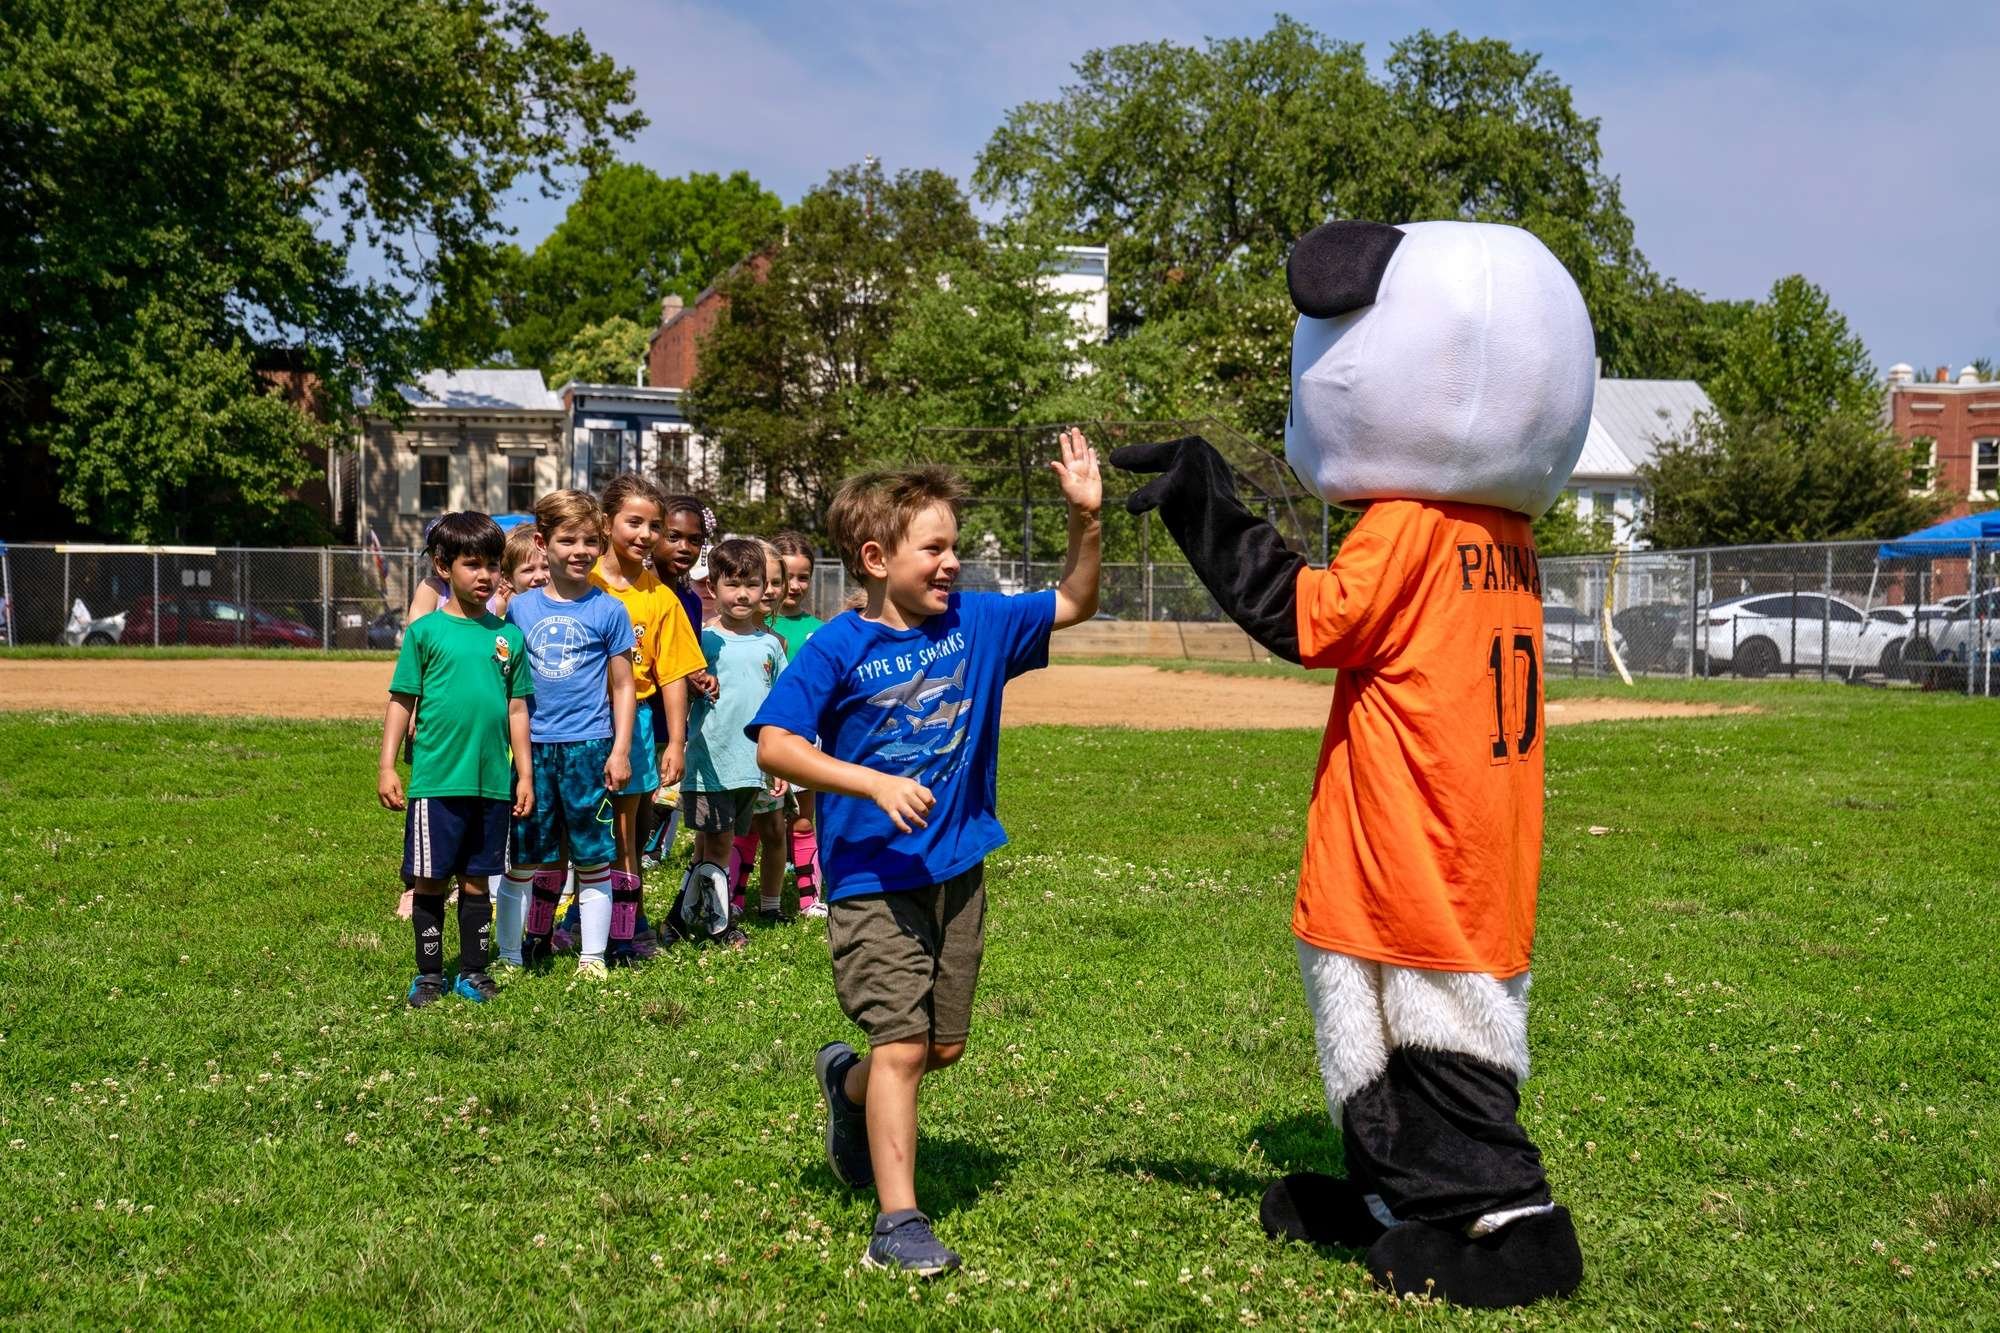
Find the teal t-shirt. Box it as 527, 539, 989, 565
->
389, 609, 532, 799
685, 625, 787, 792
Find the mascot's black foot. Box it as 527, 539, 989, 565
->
1365, 1206, 1582, 1308
1259, 1172, 1388, 1249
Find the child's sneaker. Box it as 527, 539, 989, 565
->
610, 936, 659, 966
712, 924, 749, 951
756, 906, 793, 927
800, 896, 828, 919
489, 958, 525, 986
406, 974, 448, 1009
550, 926, 576, 955
453, 972, 499, 1003
575, 957, 609, 981
815, 1041, 873, 1189
862, 1209, 960, 1277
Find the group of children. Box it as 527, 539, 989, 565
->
377, 434, 1107, 1275
378, 475, 834, 1001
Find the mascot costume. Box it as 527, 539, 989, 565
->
1112, 220, 1593, 1308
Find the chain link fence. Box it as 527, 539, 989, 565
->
4, 533, 1995, 695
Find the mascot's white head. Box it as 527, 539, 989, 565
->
1283, 220, 1595, 520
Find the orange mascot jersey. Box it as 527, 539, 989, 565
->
1291, 499, 1546, 978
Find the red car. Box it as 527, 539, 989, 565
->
120, 596, 321, 648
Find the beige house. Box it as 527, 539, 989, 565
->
340, 371, 565, 550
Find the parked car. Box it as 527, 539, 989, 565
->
63, 598, 128, 646
1541, 603, 1626, 669
367, 608, 404, 650
1904, 590, 2000, 691
120, 596, 321, 648
1609, 602, 1691, 672
1701, 593, 1905, 677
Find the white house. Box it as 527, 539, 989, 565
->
340, 370, 565, 550
1565, 372, 1714, 547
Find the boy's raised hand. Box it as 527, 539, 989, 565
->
1049, 427, 1102, 515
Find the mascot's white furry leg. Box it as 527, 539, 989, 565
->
1261, 942, 1581, 1307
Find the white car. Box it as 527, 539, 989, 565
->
1540, 603, 1626, 669
1702, 593, 1906, 678
62, 599, 127, 647
1908, 590, 2000, 690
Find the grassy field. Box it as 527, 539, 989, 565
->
2, 682, 1997, 1328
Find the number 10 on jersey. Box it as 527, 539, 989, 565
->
1488, 629, 1541, 763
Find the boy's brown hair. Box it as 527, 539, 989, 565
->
825, 465, 966, 580
707, 537, 769, 584
501, 524, 543, 579
531, 488, 602, 540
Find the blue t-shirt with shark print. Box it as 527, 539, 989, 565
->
747, 589, 1056, 900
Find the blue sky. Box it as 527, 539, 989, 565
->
517, 0, 2000, 372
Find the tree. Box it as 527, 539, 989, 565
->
0, 0, 642, 540
686, 160, 983, 531
1532, 494, 1614, 556
1706, 276, 1880, 442
488, 163, 782, 374
1639, 412, 1945, 549
973, 19, 1687, 438
545, 316, 651, 389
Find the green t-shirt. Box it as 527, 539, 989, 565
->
389, 609, 532, 799
772, 612, 824, 665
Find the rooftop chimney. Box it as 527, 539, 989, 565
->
661, 293, 684, 323
1936, 366, 1950, 383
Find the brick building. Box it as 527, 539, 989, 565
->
1885, 363, 2000, 520
646, 252, 771, 391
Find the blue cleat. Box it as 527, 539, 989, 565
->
407, 974, 448, 1009
453, 972, 499, 1003
863, 1209, 960, 1277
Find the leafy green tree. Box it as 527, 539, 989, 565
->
545, 316, 652, 389
1639, 411, 1944, 548
1532, 494, 1615, 555
686, 160, 983, 531
490, 163, 782, 374
1706, 276, 1880, 442
974, 18, 1689, 436
0, 0, 640, 540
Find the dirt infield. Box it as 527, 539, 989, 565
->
0, 658, 1744, 729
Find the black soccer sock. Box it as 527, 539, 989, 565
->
412, 893, 447, 977
457, 890, 493, 976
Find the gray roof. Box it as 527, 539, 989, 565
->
394, 369, 560, 412
1572, 377, 1713, 479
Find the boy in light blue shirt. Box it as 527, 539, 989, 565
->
677, 537, 788, 949
493, 490, 637, 980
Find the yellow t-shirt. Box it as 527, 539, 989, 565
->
589, 562, 705, 700
1291, 500, 1546, 979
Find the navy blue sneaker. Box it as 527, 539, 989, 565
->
453, 972, 499, 1003
863, 1209, 960, 1277
407, 974, 448, 1009
815, 1041, 872, 1189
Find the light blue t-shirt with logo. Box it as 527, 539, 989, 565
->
747, 590, 1056, 900
506, 586, 636, 743
686, 625, 787, 792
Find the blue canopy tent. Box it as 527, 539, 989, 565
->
492, 514, 534, 532
1876, 510, 1996, 560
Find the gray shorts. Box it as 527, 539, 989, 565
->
683, 786, 760, 835
827, 864, 986, 1046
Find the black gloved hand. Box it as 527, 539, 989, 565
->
1109, 435, 1304, 664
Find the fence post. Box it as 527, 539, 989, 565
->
321, 549, 332, 651
62, 550, 71, 629
237, 548, 248, 648
152, 552, 160, 646
1141, 509, 1153, 623
1821, 546, 1832, 683
1789, 571, 1799, 673
1970, 543, 1980, 699
1, 545, 12, 646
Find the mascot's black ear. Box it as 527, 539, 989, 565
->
1286, 220, 1405, 319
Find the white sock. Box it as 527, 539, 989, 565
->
576, 865, 612, 964
1467, 1201, 1556, 1237
496, 869, 534, 966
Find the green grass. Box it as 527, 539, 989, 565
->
2, 684, 1997, 1327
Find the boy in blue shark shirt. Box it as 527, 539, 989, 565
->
493, 489, 637, 981
750, 430, 1102, 1276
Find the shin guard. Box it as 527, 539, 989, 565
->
608, 869, 641, 943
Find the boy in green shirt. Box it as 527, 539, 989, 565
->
378, 512, 535, 1007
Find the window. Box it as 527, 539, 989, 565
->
1825, 599, 1863, 623
587, 428, 623, 495
1792, 595, 1828, 621
1869, 609, 1907, 625
419, 454, 449, 511
1592, 491, 1617, 517
658, 429, 691, 493
1745, 596, 1794, 617
1976, 438, 1999, 496
507, 454, 537, 513
1908, 435, 1936, 491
